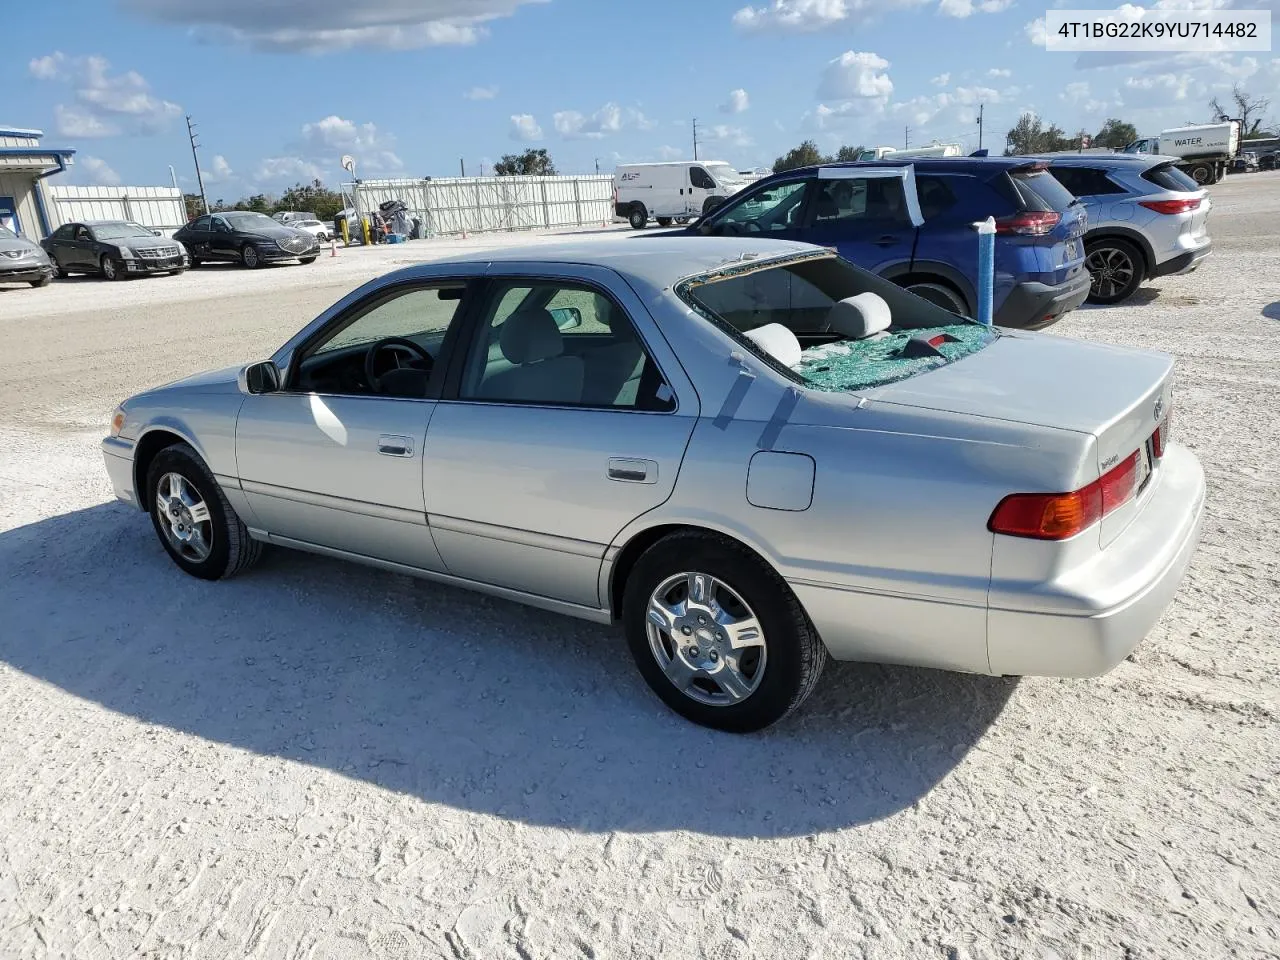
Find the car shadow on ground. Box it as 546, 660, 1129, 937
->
1263, 301, 1280, 321
0, 502, 1017, 839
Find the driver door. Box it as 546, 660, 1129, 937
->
234, 279, 475, 572
209, 216, 237, 260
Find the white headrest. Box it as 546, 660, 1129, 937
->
744, 323, 802, 368
827, 292, 892, 340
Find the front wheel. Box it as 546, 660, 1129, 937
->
622, 532, 827, 732
101, 254, 126, 281
52, 260, 69, 279
168, 268, 186, 276
240, 245, 262, 269
628, 206, 648, 230
299, 256, 318, 265
1085, 238, 1145, 305
147, 442, 264, 580
29, 274, 51, 288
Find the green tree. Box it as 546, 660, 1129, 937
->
772, 140, 830, 172
1005, 113, 1072, 154
276, 179, 345, 220
835, 144, 866, 162
1093, 118, 1139, 149
182, 193, 205, 221
494, 149, 558, 176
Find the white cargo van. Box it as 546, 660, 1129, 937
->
614, 161, 746, 229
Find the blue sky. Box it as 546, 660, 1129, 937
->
8, 0, 1278, 197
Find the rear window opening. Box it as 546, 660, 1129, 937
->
677, 254, 998, 392
1141, 163, 1200, 193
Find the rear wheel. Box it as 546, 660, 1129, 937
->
1085, 237, 1145, 305
240, 245, 262, 269
903, 279, 969, 316
1189, 163, 1214, 186
628, 205, 648, 230
622, 531, 827, 732
147, 443, 264, 581
101, 254, 125, 281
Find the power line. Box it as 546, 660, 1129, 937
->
186, 115, 209, 216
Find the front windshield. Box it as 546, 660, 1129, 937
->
706, 162, 744, 184
0, 226, 17, 240
224, 212, 278, 229
92, 222, 156, 240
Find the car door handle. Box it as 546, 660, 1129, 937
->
607, 458, 657, 484
377, 434, 414, 457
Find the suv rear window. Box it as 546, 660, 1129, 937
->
1141, 163, 1199, 192
1050, 167, 1126, 197
1008, 168, 1077, 212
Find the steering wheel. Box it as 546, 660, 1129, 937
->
364, 337, 432, 393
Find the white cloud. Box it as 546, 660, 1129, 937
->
299, 115, 402, 172
1061, 82, 1092, 105
720, 88, 750, 114
988, 67, 1012, 78
657, 145, 684, 159
817, 51, 893, 106
1124, 72, 1196, 103
701, 124, 754, 148
733, 0, 1011, 30
256, 156, 326, 183
552, 103, 654, 139
79, 156, 121, 186
1025, 17, 1048, 46
464, 85, 499, 100
509, 114, 543, 141
121, 0, 545, 52
205, 154, 235, 184
931, 72, 951, 87
31, 53, 181, 136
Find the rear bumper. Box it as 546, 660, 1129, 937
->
994, 270, 1092, 330
1152, 240, 1212, 278
986, 444, 1206, 677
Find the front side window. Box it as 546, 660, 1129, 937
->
807, 176, 912, 227
293, 284, 469, 397
212, 217, 232, 234
460, 281, 674, 411
190, 216, 211, 231
75, 227, 92, 242
690, 166, 717, 189
702, 180, 809, 235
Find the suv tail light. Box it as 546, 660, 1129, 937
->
994, 211, 1062, 236
989, 452, 1143, 541
1139, 198, 1201, 215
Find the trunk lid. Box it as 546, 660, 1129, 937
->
865, 331, 1173, 481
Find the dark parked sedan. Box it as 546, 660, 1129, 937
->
42, 220, 189, 281
174, 211, 320, 269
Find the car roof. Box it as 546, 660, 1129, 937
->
435, 235, 817, 287
1033, 153, 1170, 168
771, 156, 1034, 178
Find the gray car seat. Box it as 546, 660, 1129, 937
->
478, 308, 584, 403
580, 299, 646, 406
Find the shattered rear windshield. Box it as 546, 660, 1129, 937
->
677, 253, 997, 392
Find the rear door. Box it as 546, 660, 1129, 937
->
796, 166, 923, 273
70, 225, 97, 271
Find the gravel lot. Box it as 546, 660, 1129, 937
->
1, 177, 1277, 959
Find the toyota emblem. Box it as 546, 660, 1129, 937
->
1153, 395, 1165, 422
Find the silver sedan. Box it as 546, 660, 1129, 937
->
102, 237, 1205, 731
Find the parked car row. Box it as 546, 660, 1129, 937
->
635, 151, 1213, 316
0, 212, 323, 290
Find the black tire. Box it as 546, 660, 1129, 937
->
903, 279, 969, 316
1189, 163, 1213, 186
146, 442, 264, 581
101, 254, 126, 281
656, 217, 673, 227
299, 256, 318, 265
240, 245, 262, 269
52, 260, 69, 279
628, 205, 648, 230
168, 268, 186, 276
189, 257, 203, 268
702, 196, 725, 215
1085, 237, 1146, 305
622, 531, 827, 732
29, 274, 51, 288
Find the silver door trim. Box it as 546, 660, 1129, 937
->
241, 478, 427, 526
263, 532, 613, 623
429, 513, 605, 559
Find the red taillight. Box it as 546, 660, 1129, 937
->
989, 452, 1142, 541
1139, 198, 1201, 215
994, 211, 1062, 236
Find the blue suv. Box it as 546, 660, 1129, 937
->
687, 157, 1092, 329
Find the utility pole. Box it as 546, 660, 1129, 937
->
977, 104, 984, 152
460, 158, 466, 177
692, 118, 700, 161
185, 115, 209, 216
904, 126, 911, 149
594, 157, 600, 175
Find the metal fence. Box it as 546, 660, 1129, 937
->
349, 175, 615, 237
46, 185, 187, 235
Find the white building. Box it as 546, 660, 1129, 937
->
0, 125, 76, 240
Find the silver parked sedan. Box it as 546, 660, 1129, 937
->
102, 237, 1205, 731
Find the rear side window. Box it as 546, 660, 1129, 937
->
1008, 169, 1077, 212
915, 175, 958, 220
1141, 163, 1199, 192
1050, 167, 1126, 197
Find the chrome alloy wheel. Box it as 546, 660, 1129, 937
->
1086, 246, 1136, 301
155, 472, 213, 562
645, 571, 767, 706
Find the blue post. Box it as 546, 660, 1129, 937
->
972, 216, 995, 325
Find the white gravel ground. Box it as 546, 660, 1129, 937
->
1, 178, 1277, 960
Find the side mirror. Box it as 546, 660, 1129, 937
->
238, 361, 280, 395
549, 306, 582, 330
